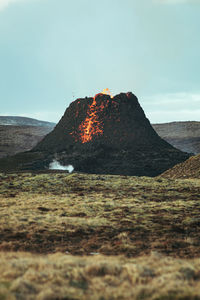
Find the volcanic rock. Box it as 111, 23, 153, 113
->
0, 92, 190, 176
161, 154, 200, 179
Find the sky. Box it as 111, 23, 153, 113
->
0, 0, 199, 124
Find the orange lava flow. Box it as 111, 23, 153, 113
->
71, 89, 113, 143
78, 96, 103, 143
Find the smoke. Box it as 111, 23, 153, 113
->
49, 160, 74, 173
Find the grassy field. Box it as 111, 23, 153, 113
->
0, 172, 200, 299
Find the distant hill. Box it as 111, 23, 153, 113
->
0, 125, 55, 158
0, 116, 55, 128
153, 121, 200, 154
161, 153, 200, 179
0, 116, 55, 158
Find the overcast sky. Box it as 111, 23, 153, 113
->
0, 0, 199, 123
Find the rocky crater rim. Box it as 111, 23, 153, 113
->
73, 91, 138, 103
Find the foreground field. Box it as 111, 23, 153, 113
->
1, 252, 200, 300
0, 172, 200, 299
0, 172, 200, 257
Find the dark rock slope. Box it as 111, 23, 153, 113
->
0, 92, 190, 176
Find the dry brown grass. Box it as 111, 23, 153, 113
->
0, 172, 200, 299
0, 172, 200, 257
1, 251, 200, 300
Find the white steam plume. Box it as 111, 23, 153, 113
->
49, 160, 74, 173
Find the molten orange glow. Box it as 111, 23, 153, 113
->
71, 89, 113, 143
101, 88, 113, 98
78, 96, 103, 143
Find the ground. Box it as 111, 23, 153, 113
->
0, 172, 200, 299
162, 154, 200, 179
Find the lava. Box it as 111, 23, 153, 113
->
70, 89, 113, 143
79, 97, 103, 143
78, 96, 103, 143
101, 88, 113, 98
74, 89, 113, 143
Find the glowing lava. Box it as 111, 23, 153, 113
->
78, 97, 102, 143
101, 88, 113, 98
77, 89, 112, 143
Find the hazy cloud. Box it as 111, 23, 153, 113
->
0, 0, 28, 11
147, 109, 200, 124
142, 92, 200, 123
143, 92, 200, 107
154, 0, 200, 4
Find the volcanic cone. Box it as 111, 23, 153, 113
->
29, 92, 190, 176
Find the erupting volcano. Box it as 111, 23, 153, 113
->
29, 91, 190, 176
0, 91, 190, 176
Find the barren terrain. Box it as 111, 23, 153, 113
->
0, 116, 55, 158
0, 126, 54, 158
153, 121, 200, 154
